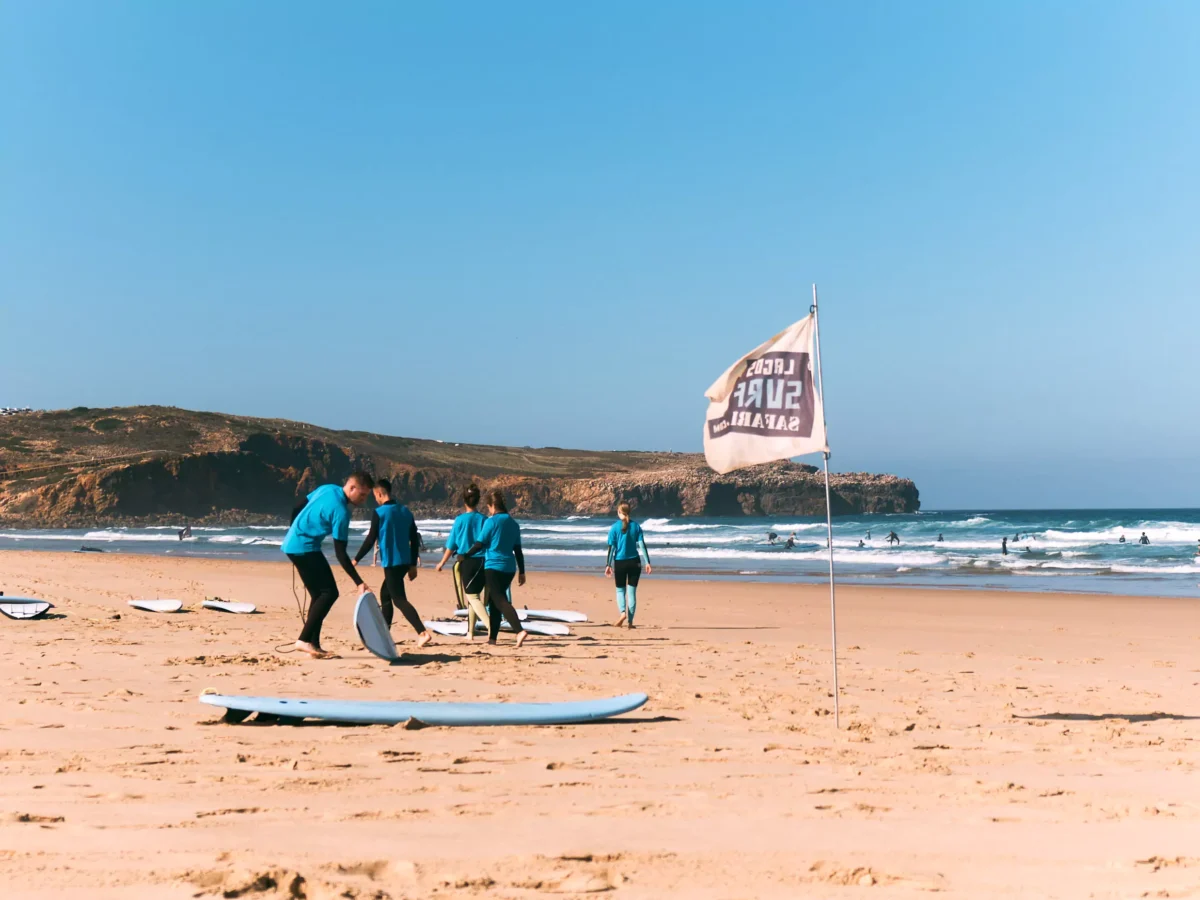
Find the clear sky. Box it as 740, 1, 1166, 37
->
3, 1, 1198, 509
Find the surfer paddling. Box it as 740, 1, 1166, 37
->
282, 472, 374, 659
354, 478, 432, 647
605, 501, 652, 628
461, 489, 528, 647
435, 483, 491, 640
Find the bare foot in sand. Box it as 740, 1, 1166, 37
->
487, 639, 498, 646
294, 641, 337, 659
416, 631, 433, 648
515, 631, 528, 648
628, 623, 636, 629
613, 613, 627, 628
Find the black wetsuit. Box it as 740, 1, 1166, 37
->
355, 505, 424, 634
464, 521, 526, 642
287, 502, 364, 646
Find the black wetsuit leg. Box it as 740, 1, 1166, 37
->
483, 569, 521, 641
613, 558, 641, 589
380, 565, 424, 635
457, 555, 485, 595
289, 552, 339, 646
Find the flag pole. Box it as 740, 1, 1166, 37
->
811, 283, 840, 729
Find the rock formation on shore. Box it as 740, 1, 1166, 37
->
0, 406, 919, 525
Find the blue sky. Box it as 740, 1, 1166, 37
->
3, 2, 1198, 509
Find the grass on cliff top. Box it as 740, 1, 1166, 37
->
0, 405, 695, 478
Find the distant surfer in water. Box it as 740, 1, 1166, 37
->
354, 478, 431, 647
1001, 536, 1008, 556
886, 531, 900, 545
282, 472, 374, 659
785, 532, 796, 550
462, 489, 528, 647
435, 483, 490, 640
1119, 535, 1126, 543
1139, 532, 1150, 545
606, 501, 652, 628
178, 523, 192, 541
766, 531, 778, 545
937, 533, 944, 542
857, 539, 865, 548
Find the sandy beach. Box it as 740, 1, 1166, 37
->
1, 550, 1198, 898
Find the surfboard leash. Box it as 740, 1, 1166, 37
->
290, 566, 308, 623
273, 568, 308, 655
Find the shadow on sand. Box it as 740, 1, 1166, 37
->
1014, 712, 1200, 723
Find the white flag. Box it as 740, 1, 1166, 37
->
702, 314, 828, 475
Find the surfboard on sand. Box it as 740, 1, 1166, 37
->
128, 599, 184, 613
200, 690, 648, 726
354, 592, 399, 662
425, 619, 570, 638
0, 597, 54, 620
453, 608, 588, 624
201, 599, 257, 614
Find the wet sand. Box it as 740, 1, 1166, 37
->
1, 550, 1198, 898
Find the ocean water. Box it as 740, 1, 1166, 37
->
2, 510, 1199, 598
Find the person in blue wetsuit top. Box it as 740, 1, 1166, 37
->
605, 501, 652, 628
435, 483, 491, 640
462, 489, 528, 647
354, 478, 432, 647
281, 472, 374, 659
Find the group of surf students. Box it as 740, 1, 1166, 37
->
281, 472, 652, 659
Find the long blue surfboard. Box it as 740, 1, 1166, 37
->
199, 691, 648, 726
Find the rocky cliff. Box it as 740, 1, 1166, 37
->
0, 406, 919, 525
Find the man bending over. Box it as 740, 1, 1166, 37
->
282, 471, 374, 658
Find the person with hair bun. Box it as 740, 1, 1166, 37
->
435, 483, 490, 639
461, 489, 528, 647
605, 501, 652, 628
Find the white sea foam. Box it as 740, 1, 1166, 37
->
639, 520, 725, 533
3, 510, 1200, 596
83, 531, 195, 542
522, 524, 612, 535
1110, 563, 1200, 575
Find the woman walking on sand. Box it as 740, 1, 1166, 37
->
461, 489, 528, 647
605, 502, 652, 628
435, 483, 491, 640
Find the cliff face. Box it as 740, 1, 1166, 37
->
0, 407, 919, 525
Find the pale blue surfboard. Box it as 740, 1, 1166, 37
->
199, 691, 648, 726
354, 591, 398, 662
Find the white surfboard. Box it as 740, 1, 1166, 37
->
425, 619, 570, 638
453, 607, 588, 624
0, 597, 54, 620
128, 599, 184, 613
354, 592, 399, 662
201, 599, 257, 614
